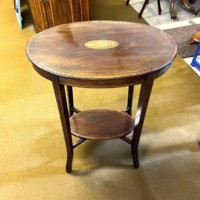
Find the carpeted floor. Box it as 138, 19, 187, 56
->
0, 0, 200, 199
165, 24, 200, 58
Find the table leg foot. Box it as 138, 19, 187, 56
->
132, 149, 139, 169
134, 162, 139, 169
170, 0, 177, 19
66, 149, 73, 173
158, 0, 162, 15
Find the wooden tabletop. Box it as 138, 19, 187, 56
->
26, 21, 177, 84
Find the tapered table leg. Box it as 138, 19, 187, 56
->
52, 77, 74, 173
132, 75, 154, 168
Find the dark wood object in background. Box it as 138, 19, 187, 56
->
126, 0, 199, 20
70, 109, 134, 140
26, 21, 177, 173
27, 0, 89, 32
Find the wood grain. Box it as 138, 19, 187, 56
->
27, 0, 89, 32
26, 21, 177, 87
70, 109, 134, 140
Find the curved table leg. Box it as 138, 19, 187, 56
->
170, 0, 177, 19
52, 77, 74, 173
180, 0, 200, 15
132, 75, 154, 168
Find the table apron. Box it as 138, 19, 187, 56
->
32, 63, 171, 88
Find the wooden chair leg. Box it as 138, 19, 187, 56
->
138, 0, 162, 18
52, 77, 74, 173
138, 0, 149, 18
170, 0, 177, 19
126, 0, 130, 6
157, 0, 162, 15
132, 75, 154, 169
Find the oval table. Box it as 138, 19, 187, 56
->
26, 21, 177, 173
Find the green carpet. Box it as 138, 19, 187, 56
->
90, 0, 147, 24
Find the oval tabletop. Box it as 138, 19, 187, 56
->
26, 21, 177, 82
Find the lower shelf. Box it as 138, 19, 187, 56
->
70, 109, 134, 140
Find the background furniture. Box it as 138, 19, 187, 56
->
171, 0, 200, 19
27, 0, 89, 32
26, 21, 177, 173
126, 0, 199, 20
126, 0, 162, 18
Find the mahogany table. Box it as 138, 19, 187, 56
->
170, 0, 200, 19
26, 21, 177, 173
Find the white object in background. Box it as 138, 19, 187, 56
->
15, 0, 22, 29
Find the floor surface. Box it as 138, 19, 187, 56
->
129, 0, 200, 76
129, 0, 200, 29
0, 0, 200, 199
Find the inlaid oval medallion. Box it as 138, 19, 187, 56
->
85, 40, 119, 49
